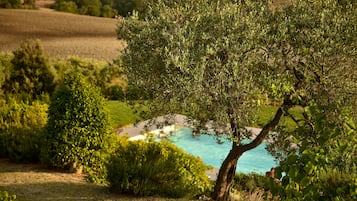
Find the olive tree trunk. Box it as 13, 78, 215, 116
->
212, 101, 290, 200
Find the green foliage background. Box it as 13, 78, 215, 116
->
0, 191, 16, 201
0, 98, 48, 163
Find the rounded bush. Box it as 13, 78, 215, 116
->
41, 72, 110, 171
106, 139, 212, 198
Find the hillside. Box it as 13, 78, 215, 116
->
0, 9, 124, 61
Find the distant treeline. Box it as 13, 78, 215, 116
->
54, 0, 147, 18
0, 0, 36, 9
54, 0, 236, 18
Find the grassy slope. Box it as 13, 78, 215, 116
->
106, 101, 145, 129
0, 9, 124, 61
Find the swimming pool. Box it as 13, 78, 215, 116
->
164, 127, 277, 174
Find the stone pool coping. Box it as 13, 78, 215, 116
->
115, 114, 270, 141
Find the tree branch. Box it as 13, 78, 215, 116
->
239, 95, 293, 153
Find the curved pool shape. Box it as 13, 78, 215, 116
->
165, 127, 277, 174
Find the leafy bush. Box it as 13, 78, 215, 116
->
234, 173, 270, 192
233, 172, 281, 200
0, 98, 47, 163
2, 39, 56, 99
56, 1, 78, 14
107, 139, 212, 198
280, 115, 357, 201
0, 52, 13, 96
0, 191, 16, 201
318, 168, 357, 201
41, 72, 111, 172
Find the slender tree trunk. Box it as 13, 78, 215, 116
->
212, 97, 292, 200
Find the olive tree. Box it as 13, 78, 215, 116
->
116, 0, 357, 200
42, 72, 110, 172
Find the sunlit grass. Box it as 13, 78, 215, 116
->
105, 100, 149, 129
255, 105, 304, 132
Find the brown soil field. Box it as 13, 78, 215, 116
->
0, 8, 125, 61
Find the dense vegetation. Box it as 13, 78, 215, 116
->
2, 39, 56, 99
0, 39, 210, 199
118, 0, 356, 200
0, 98, 47, 163
54, 0, 149, 17
107, 139, 211, 198
41, 72, 111, 173
0, 0, 36, 9
0, 0, 356, 200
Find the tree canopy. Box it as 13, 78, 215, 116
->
2, 39, 56, 99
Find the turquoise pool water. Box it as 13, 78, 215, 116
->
165, 127, 277, 174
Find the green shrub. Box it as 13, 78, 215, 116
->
234, 173, 281, 192
2, 39, 56, 99
56, 1, 78, 14
318, 168, 357, 201
0, 98, 47, 163
41, 72, 111, 172
0, 52, 13, 96
234, 173, 268, 192
0, 191, 16, 201
107, 139, 212, 198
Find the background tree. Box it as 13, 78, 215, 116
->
42, 72, 110, 172
117, 0, 356, 200
101, 4, 117, 18
0, 0, 21, 8
2, 39, 56, 99
56, 0, 78, 14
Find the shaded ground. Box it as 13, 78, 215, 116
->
0, 159, 192, 201
0, 8, 124, 61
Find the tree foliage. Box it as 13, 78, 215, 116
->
42, 72, 110, 171
0, 0, 22, 8
117, 0, 356, 200
2, 39, 56, 99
